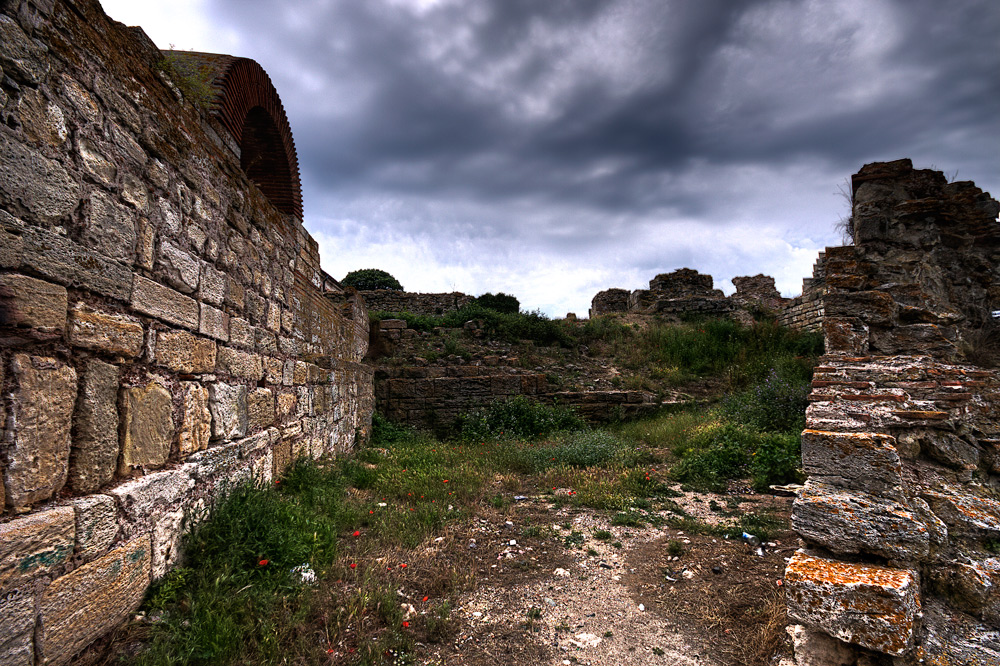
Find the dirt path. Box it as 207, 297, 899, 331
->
418, 492, 796, 666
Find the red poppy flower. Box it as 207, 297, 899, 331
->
400, 563, 408, 568
402, 621, 409, 628
258, 559, 268, 566
422, 595, 429, 602
350, 563, 357, 569
443, 479, 449, 483
353, 530, 361, 537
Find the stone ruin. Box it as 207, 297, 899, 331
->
590, 267, 787, 322
784, 160, 1000, 665
359, 290, 473, 317
0, 0, 373, 663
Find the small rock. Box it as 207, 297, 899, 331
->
638, 603, 645, 612
712, 566, 722, 575
545, 598, 556, 606
554, 568, 570, 577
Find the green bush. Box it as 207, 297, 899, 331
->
722, 368, 810, 433
475, 292, 520, 314
459, 396, 585, 442
342, 268, 403, 291
749, 431, 804, 491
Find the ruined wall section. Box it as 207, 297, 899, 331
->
361, 290, 473, 316
776, 252, 827, 333
785, 161, 1000, 665
0, 1, 372, 663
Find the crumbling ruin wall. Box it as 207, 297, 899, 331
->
0, 1, 373, 663
373, 319, 656, 430
361, 290, 473, 316
589, 287, 630, 318
776, 253, 827, 333
785, 160, 1000, 665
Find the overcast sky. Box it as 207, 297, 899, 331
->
101, 0, 1000, 317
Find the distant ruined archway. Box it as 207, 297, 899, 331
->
162, 51, 304, 218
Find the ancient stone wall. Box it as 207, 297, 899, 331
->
0, 1, 373, 663
589, 288, 630, 318
361, 290, 473, 316
776, 253, 827, 333
730, 274, 787, 313
785, 161, 1000, 665
373, 319, 656, 430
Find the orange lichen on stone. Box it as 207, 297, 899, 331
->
785, 551, 920, 656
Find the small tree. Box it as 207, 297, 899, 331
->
475, 292, 520, 314
341, 269, 403, 291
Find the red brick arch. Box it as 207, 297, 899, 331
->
162, 51, 303, 218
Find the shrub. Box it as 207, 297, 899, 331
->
372, 303, 573, 347
342, 268, 403, 291
722, 368, 810, 433
749, 432, 804, 491
459, 396, 585, 442
475, 292, 520, 314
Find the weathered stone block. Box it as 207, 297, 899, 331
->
152, 509, 184, 580
39, 536, 151, 666
131, 275, 198, 329
0, 586, 35, 665
276, 392, 297, 420
109, 470, 194, 525
119, 381, 174, 474
4, 354, 77, 508
21, 226, 132, 301
0, 273, 67, 333
0, 128, 78, 225
156, 240, 200, 294
72, 495, 118, 560
82, 190, 135, 262
199, 302, 229, 341
263, 356, 284, 384
248, 388, 275, 431
800, 430, 904, 496
199, 264, 226, 306
67, 302, 144, 358
0, 507, 74, 592
923, 487, 1000, 537
792, 481, 930, 560
178, 382, 210, 455
255, 327, 277, 354
184, 442, 239, 481
68, 358, 119, 493
229, 317, 253, 349
209, 382, 247, 440
785, 550, 920, 656
217, 346, 263, 380
238, 430, 272, 459
154, 329, 216, 373
823, 317, 869, 355
897, 429, 980, 470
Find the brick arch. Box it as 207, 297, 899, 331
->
161, 51, 303, 218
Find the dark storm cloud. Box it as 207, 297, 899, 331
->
207, 0, 998, 211
201, 0, 999, 311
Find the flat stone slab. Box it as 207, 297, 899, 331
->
792, 480, 930, 561
785, 550, 920, 656
0, 506, 74, 592
39, 536, 151, 666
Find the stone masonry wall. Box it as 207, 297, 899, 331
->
776, 252, 827, 333
373, 320, 656, 431
784, 161, 1000, 665
0, 1, 373, 663
361, 290, 473, 316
